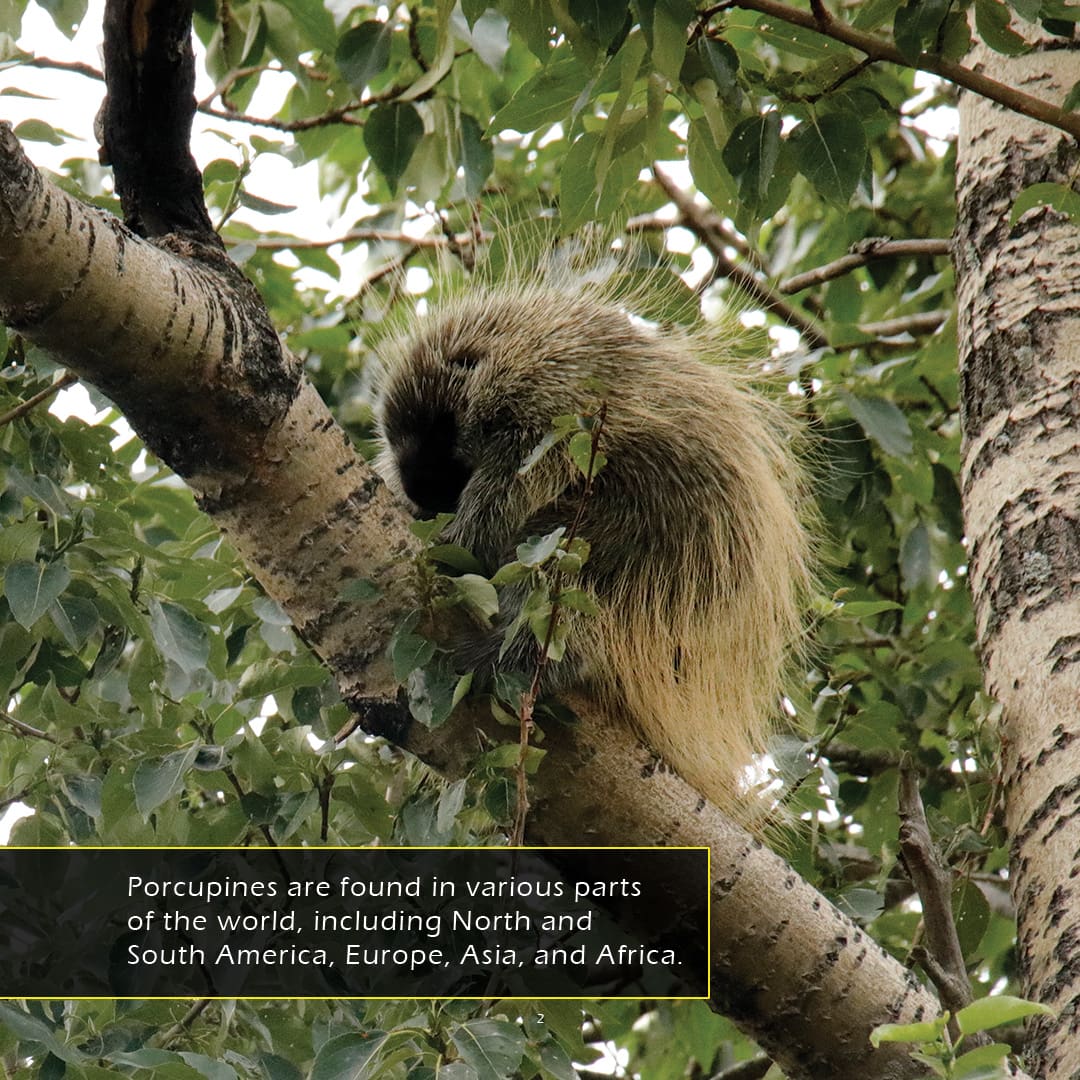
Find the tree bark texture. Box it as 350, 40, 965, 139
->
956, 37, 1080, 1079
0, 125, 943, 1077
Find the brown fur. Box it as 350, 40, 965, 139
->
375, 278, 814, 819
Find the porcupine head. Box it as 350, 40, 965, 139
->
374, 253, 815, 826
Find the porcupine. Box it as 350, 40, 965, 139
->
374, 272, 814, 817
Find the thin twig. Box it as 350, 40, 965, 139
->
240, 228, 488, 252
898, 763, 989, 1047
1, 710, 60, 744
780, 238, 953, 293
0, 371, 78, 427
199, 101, 365, 130
0, 789, 32, 814
21, 55, 103, 80
198, 63, 281, 109
857, 310, 948, 337
150, 998, 212, 1048
347, 244, 420, 308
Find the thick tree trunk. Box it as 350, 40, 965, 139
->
0, 121, 946, 1077
956, 37, 1080, 1079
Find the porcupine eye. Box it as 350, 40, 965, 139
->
392, 408, 473, 516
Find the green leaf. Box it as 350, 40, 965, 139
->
0, 521, 42, 565
940, 9, 974, 59
559, 131, 601, 232
952, 879, 991, 958
517, 529, 566, 567
840, 391, 914, 457
454, 573, 500, 621
791, 109, 867, 204
309, 1031, 393, 1080
239, 191, 297, 215
722, 111, 788, 217
951, 1042, 1012, 1079
538, 1038, 579, 1080
429, 544, 486, 574
570, 0, 630, 48
410, 512, 455, 543
681, 36, 739, 93
650, 0, 695, 83
462, 0, 488, 27
133, 745, 200, 817
838, 600, 903, 617
149, 597, 211, 674
336, 21, 394, 93
237, 659, 330, 699
974, 0, 1029, 55
203, 157, 242, 186
390, 626, 437, 681
0, 3, 25, 37
899, 522, 932, 590
869, 1016, 947, 1046
109, 1050, 203, 1073
14, 118, 67, 144
489, 53, 593, 133
523, 587, 556, 652
0, 1003, 87, 1064
955, 995, 1055, 1036
557, 587, 598, 615
339, 577, 381, 602
285, 0, 337, 52
1010, 181, 1080, 225
491, 560, 532, 586
62, 773, 103, 821
37, 0, 86, 39
460, 112, 494, 199
568, 429, 607, 477
50, 594, 100, 650
687, 117, 738, 217
5, 559, 71, 628
178, 1052, 240, 1080
893, 0, 950, 64
365, 102, 424, 193
450, 1019, 527, 1080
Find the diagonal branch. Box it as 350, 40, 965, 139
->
0, 119, 946, 1080
711, 0, 1080, 141
652, 165, 830, 349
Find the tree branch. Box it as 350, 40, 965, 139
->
148, 998, 212, 1048
711, 0, 1080, 142
898, 764, 988, 1046
0, 709, 60, 744
857, 310, 948, 338
241, 228, 486, 252
0, 370, 78, 427
652, 165, 830, 349
780, 238, 953, 293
